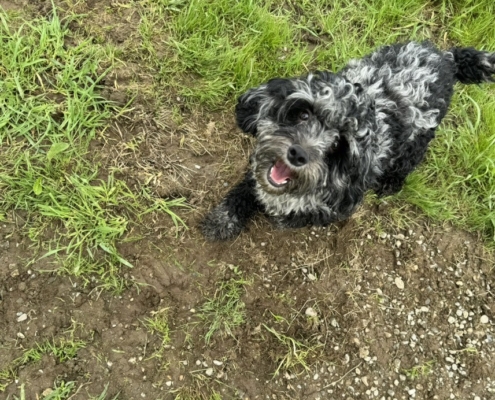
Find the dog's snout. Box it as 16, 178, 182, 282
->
287, 145, 309, 167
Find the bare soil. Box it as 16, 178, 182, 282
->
1, 1, 494, 399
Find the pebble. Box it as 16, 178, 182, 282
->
305, 307, 317, 318
480, 315, 489, 324
395, 277, 405, 290
205, 368, 214, 376
448, 316, 456, 324
213, 360, 223, 366
16, 313, 28, 322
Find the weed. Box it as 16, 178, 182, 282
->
143, 307, 171, 358
0, 322, 87, 392
263, 324, 315, 377
198, 266, 250, 343
171, 385, 222, 400
7, 382, 119, 400
403, 360, 435, 380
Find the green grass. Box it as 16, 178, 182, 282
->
263, 324, 317, 377
403, 360, 435, 380
8, 382, 119, 400
198, 266, 250, 343
0, 8, 188, 291
143, 308, 171, 358
0, 323, 87, 392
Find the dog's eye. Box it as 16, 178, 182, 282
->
329, 141, 339, 152
298, 110, 311, 121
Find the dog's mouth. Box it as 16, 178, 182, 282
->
267, 160, 293, 187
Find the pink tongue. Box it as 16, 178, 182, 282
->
270, 161, 292, 184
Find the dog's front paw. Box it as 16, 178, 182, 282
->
201, 204, 243, 241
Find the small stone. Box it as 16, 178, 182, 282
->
17, 332, 25, 339
480, 315, 489, 324
305, 307, 317, 318
17, 313, 28, 322
165, 381, 172, 387
448, 316, 456, 324
128, 357, 137, 364
395, 277, 404, 290
205, 368, 214, 376
379, 232, 387, 239
213, 360, 223, 366
313, 373, 319, 380
359, 347, 369, 359
307, 273, 317, 281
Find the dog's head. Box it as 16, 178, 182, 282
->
236, 72, 377, 196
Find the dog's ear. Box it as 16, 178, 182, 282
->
235, 89, 263, 136
235, 78, 294, 136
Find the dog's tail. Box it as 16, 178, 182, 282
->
451, 47, 495, 84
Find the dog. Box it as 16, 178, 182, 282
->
202, 41, 495, 241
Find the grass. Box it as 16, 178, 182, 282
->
8, 382, 119, 400
0, 322, 87, 392
143, 307, 171, 358
403, 360, 435, 380
0, 7, 188, 292
198, 265, 251, 343
263, 324, 317, 377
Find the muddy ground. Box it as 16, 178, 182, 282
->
1, 1, 495, 399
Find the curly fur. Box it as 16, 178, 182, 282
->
202, 41, 495, 241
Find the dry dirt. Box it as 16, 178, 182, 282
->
1, 1, 495, 399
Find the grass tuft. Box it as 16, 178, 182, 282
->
199, 265, 250, 343
263, 324, 318, 377
143, 308, 172, 358
0, 322, 87, 392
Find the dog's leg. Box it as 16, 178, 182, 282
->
202, 171, 261, 241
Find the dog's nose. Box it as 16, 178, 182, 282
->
287, 145, 309, 167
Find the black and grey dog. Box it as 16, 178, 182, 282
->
202, 41, 495, 241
